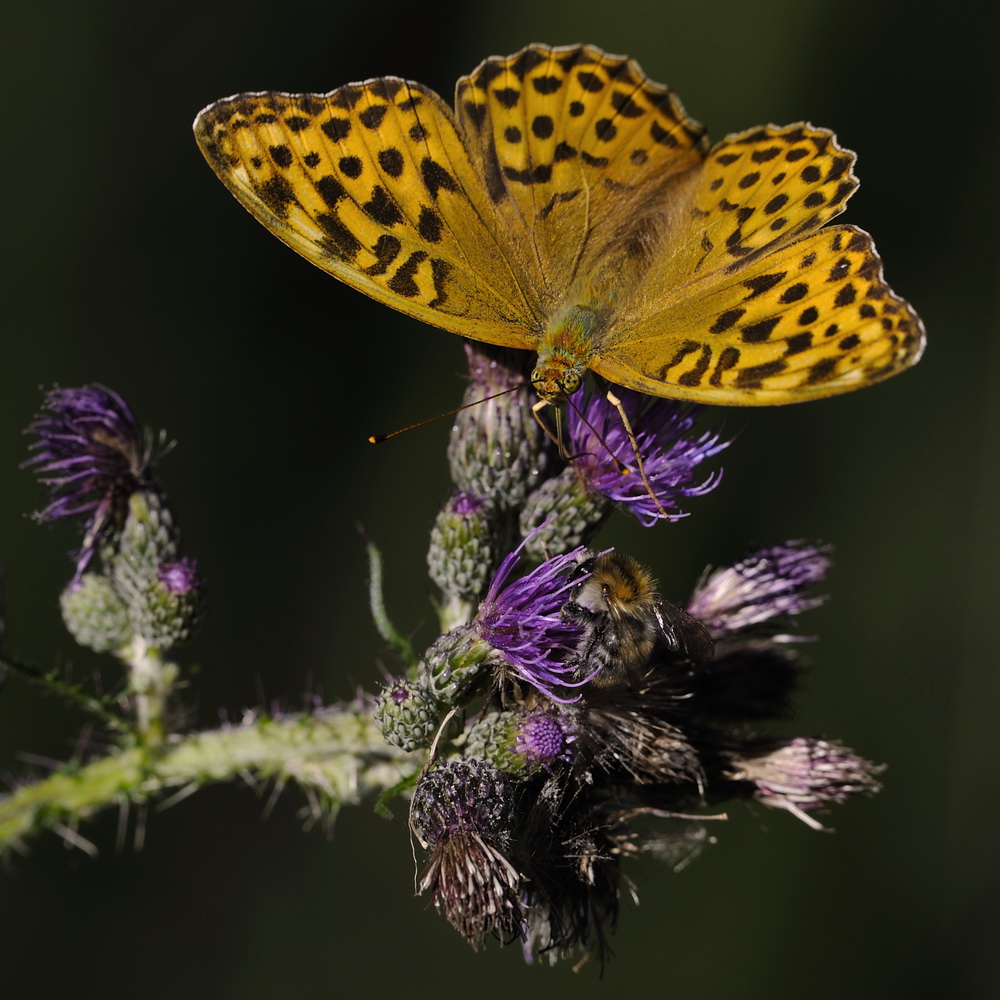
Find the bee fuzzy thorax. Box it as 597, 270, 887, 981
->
572, 553, 659, 619
563, 552, 713, 690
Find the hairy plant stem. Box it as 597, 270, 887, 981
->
125, 637, 174, 748
0, 704, 414, 852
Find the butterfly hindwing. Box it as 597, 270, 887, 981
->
589, 124, 923, 402
595, 223, 924, 402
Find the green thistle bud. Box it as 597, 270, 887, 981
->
111, 489, 179, 607
518, 467, 611, 561
427, 492, 497, 604
374, 678, 441, 752
59, 573, 131, 653
137, 560, 202, 650
419, 625, 493, 706
447, 343, 551, 510
106, 490, 201, 650
464, 711, 523, 773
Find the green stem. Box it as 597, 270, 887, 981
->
364, 537, 417, 668
0, 702, 415, 852
125, 638, 173, 748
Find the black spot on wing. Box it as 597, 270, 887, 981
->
493, 87, 520, 109
338, 156, 362, 178
317, 213, 362, 261
463, 101, 487, 130
834, 283, 857, 306
421, 158, 459, 198
378, 148, 404, 177
358, 105, 387, 129
678, 344, 713, 386
784, 332, 813, 355
362, 234, 402, 275
532, 74, 562, 94
778, 282, 808, 304
709, 308, 745, 333
417, 206, 443, 243
742, 272, 786, 298
257, 175, 296, 216
734, 360, 787, 387
428, 258, 451, 308
387, 250, 428, 297
321, 117, 351, 141
806, 357, 838, 384
741, 316, 780, 343
710, 346, 740, 385
269, 145, 293, 168
363, 185, 403, 227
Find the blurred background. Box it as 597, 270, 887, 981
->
2, 1, 996, 997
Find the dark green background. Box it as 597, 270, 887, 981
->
2, 1, 996, 997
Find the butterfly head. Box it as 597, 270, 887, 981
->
530, 362, 584, 404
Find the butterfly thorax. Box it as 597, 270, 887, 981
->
532, 300, 615, 403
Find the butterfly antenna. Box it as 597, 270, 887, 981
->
369, 386, 521, 444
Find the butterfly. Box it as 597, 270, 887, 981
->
193, 43, 924, 405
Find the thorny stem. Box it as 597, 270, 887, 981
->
0, 704, 413, 852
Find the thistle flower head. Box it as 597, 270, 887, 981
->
24, 385, 152, 577
515, 709, 576, 769
475, 542, 590, 701
158, 558, 199, 595
688, 540, 832, 638
410, 758, 524, 948
566, 388, 728, 525
730, 737, 884, 830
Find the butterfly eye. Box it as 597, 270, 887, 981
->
557, 370, 583, 399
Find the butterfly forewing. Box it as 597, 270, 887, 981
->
194, 82, 538, 346
455, 45, 708, 303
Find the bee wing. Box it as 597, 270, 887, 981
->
656, 600, 716, 663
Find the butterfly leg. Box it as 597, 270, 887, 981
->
604, 390, 671, 522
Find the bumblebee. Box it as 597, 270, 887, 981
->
563, 552, 714, 688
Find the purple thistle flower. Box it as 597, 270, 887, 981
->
23, 385, 151, 577
475, 541, 591, 702
158, 558, 200, 595
565, 388, 729, 525
687, 540, 832, 638
731, 737, 884, 830
410, 758, 524, 948
515, 710, 576, 769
